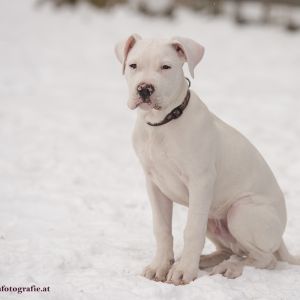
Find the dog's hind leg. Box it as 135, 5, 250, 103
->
211, 195, 284, 278
199, 249, 233, 269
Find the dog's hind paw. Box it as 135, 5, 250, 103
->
210, 257, 244, 279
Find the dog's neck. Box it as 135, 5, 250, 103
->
137, 78, 189, 126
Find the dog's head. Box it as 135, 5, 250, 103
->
115, 35, 205, 111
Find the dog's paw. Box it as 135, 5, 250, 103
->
142, 258, 174, 282
166, 261, 198, 285
210, 260, 243, 279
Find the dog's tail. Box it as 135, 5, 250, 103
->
275, 239, 300, 265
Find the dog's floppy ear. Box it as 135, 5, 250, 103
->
115, 34, 142, 74
171, 37, 205, 78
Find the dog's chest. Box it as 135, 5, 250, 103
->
134, 129, 188, 205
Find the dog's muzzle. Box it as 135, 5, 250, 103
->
137, 83, 155, 103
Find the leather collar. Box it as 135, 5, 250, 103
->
147, 89, 190, 127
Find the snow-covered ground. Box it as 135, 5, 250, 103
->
0, 1, 300, 299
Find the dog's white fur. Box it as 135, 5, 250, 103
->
115, 34, 300, 285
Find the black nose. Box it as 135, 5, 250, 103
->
137, 83, 155, 102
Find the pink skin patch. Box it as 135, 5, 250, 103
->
207, 202, 244, 244
207, 218, 236, 243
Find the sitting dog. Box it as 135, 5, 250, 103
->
115, 34, 299, 285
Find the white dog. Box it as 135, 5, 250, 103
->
115, 34, 299, 285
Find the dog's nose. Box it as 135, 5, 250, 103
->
137, 83, 155, 102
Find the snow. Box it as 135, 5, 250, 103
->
0, 0, 300, 299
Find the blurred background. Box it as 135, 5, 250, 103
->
0, 0, 300, 299
41, 0, 300, 30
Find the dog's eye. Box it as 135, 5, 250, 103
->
161, 65, 171, 70
129, 63, 137, 69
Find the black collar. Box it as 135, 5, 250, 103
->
147, 89, 191, 127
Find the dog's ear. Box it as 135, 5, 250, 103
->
171, 37, 205, 78
115, 34, 142, 74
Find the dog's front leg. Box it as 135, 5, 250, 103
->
142, 178, 174, 282
167, 177, 214, 285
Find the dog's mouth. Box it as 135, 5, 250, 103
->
129, 97, 162, 111
137, 101, 162, 111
